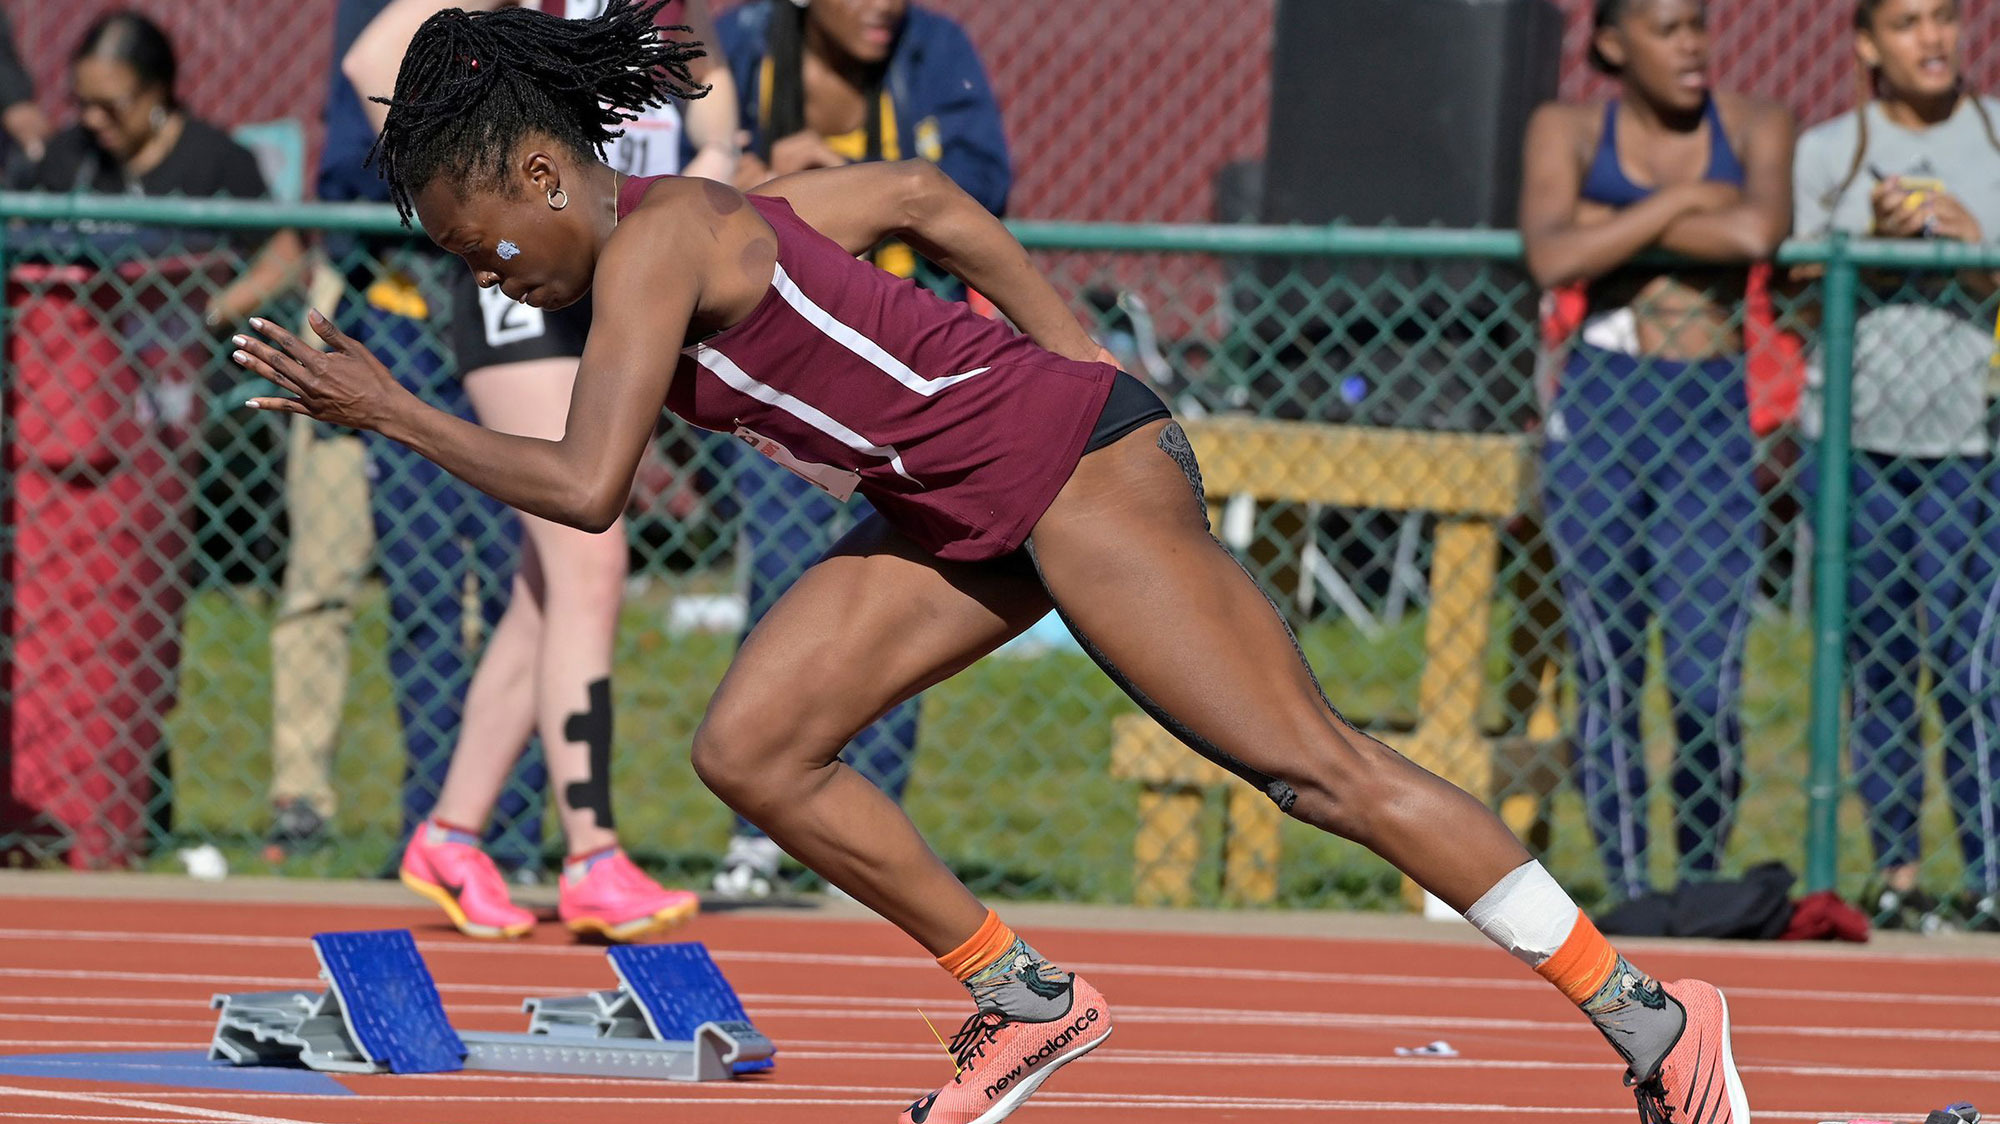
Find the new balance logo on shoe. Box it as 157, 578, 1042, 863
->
981, 1008, 1102, 1099
906, 1092, 939, 1122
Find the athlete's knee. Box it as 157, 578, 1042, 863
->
689, 702, 826, 808
688, 717, 760, 803
1272, 725, 1424, 844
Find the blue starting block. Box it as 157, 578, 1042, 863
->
209, 930, 773, 1081
209, 930, 464, 1074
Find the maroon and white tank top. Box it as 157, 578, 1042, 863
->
614, 174, 1116, 561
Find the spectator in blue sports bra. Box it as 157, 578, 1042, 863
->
1518, 0, 1794, 901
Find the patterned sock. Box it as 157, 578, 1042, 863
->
1539, 912, 1683, 1080
937, 910, 1074, 1022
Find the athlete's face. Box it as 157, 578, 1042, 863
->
414, 145, 601, 314
806, 0, 908, 66
1598, 0, 1712, 114
1860, 0, 1962, 104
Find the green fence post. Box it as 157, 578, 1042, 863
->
1805, 235, 1856, 893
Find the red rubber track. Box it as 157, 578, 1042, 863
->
0, 896, 1995, 1122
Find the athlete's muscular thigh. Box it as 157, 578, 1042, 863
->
696, 515, 1051, 771
1028, 423, 1358, 788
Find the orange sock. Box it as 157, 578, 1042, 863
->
937, 909, 1016, 981
1535, 910, 1619, 1005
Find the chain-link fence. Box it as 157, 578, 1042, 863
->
4, 193, 1997, 929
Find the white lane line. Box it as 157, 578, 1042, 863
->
0, 1087, 320, 1124
1, 928, 1994, 1008
2, 977, 1992, 1046
68, 1088, 1937, 1120
0, 1040, 204, 1049
0, 1028, 1987, 1086
0, 1104, 181, 1112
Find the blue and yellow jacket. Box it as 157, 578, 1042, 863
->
715, 1, 1012, 255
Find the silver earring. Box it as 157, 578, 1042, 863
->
150, 105, 167, 130
546, 188, 569, 211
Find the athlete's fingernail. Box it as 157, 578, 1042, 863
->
249, 317, 266, 330
232, 350, 251, 364
231, 335, 247, 347
244, 400, 261, 410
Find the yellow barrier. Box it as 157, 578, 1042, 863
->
1108, 418, 1553, 907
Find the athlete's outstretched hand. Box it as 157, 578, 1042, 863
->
233, 310, 415, 432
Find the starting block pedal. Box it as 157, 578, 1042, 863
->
208, 930, 773, 1082
460, 943, 775, 1080
209, 930, 464, 1074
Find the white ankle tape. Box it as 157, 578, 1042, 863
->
1464, 861, 1580, 966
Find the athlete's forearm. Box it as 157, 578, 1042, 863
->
901, 188, 1099, 363
379, 400, 620, 532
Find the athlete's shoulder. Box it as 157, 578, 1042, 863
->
618, 176, 763, 237
602, 179, 721, 274
601, 176, 774, 310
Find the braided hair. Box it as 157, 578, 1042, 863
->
370, 0, 709, 224
1822, 0, 2000, 213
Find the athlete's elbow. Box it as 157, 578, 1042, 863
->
889, 159, 958, 234
549, 478, 624, 535
573, 491, 624, 535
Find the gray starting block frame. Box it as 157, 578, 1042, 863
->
209, 987, 388, 1074
209, 930, 773, 1082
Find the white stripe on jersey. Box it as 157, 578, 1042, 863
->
770, 264, 990, 395
692, 345, 918, 483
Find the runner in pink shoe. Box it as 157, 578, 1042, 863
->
398, 819, 536, 939
558, 845, 700, 940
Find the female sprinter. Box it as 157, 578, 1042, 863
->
234, 3, 1747, 1121
1519, 0, 1793, 900
1793, 0, 2000, 932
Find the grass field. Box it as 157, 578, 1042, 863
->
143, 577, 1969, 912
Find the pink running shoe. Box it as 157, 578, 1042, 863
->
558, 848, 700, 941
398, 821, 535, 940
1631, 980, 1751, 1124
899, 973, 1112, 1124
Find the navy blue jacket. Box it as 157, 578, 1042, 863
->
319, 0, 392, 203
715, 1, 1010, 215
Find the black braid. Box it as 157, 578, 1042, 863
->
369, 0, 709, 225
